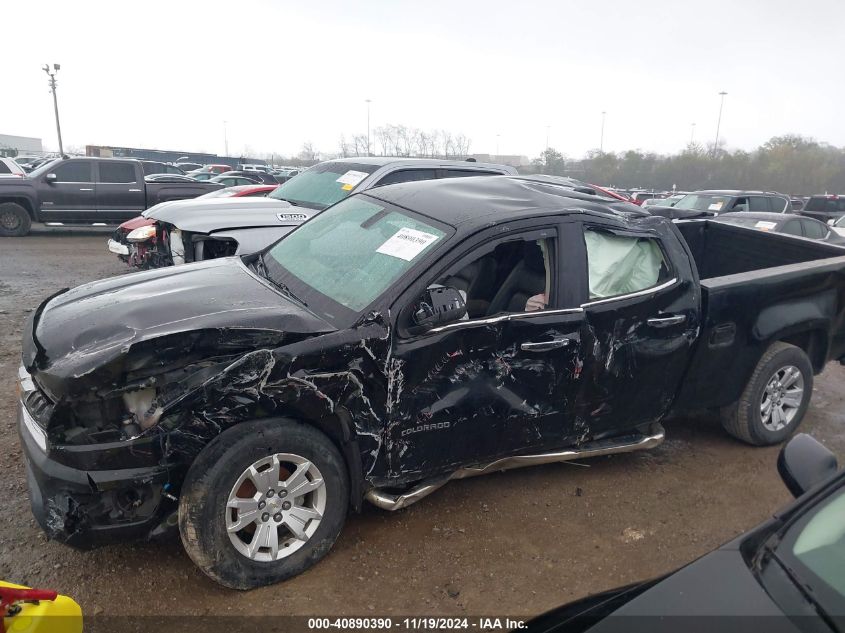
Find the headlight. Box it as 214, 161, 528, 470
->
123, 388, 163, 430
126, 224, 157, 242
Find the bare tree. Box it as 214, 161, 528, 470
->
298, 141, 318, 161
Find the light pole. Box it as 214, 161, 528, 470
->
496, 134, 501, 157
545, 125, 551, 152
223, 120, 229, 157
599, 111, 606, 154
42, 64, 64, 156
690, 122, 696, 145
365, 99, 372, 156
714, 91, 727, 154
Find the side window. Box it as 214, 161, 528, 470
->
584, 229, 670, 300
781, 220, 803, 236
732, 197, 749, 212
0, 161, 10, 174
749, 196, 770, 212
99, 162, 137, 183
770, 197, 789, 212
434, 236, 554, 318
52, 161, 93, 183
441, 169, 500, 178
802, 219, 827, 239
375, 169, 438, 187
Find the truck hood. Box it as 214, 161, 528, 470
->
23, 257, 334, 399
145, 197, 317, 233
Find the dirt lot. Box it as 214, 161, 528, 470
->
1, 228, 843, 619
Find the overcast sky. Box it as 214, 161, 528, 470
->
2, 0, 844, 160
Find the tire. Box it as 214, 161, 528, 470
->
0, 202, 31, 237
720, 342, 813, 446
178, 418, 349, 590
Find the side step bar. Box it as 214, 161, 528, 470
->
365, 423, 665, 511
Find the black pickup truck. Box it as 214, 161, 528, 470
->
0, 157, 222, 236
17, 176, 845, 590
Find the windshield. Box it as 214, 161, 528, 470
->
262, 195, 449, 323
27, 158, 61, 179
674, 193, 733, 213
268, 161, 378, 210
774, 484, 845, 617
805, 197, 845, 213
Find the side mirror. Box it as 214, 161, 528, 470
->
413, 285, 466, 330
777, 434, 838, 498
45, 173, 57, 183
828, 219, 835, 226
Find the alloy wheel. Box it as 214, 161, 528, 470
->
225, 453, 327, 562
760, 365, 804, 432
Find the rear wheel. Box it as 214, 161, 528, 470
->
720, 342, 813, 445
0, 202, 31, 237
179, 419, 349, 590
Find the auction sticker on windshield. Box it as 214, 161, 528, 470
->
755, 221, 778, 230
336, 170, 369, 187
376, 227, 440, 261
708, 201, 724, 211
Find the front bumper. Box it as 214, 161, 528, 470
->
18, 401, 176, 549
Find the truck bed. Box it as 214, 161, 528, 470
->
674, 220, 845, 411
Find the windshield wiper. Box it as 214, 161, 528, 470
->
253, 254, 308, 307
276, 281, 308, 307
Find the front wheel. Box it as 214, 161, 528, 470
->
178, 419, 349, 590
0, 202, 31, 237
720, 342, 813, 446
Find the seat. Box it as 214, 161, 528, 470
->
443, 256, 497, 318
486, 242, 547, 316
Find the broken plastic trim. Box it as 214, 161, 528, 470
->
365, 423, 665, 511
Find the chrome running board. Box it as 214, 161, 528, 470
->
365, 423, 665, 511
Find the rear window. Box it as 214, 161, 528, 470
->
583, 229, 670, 299
100, 162, 137, 183
805, 197, 845, 213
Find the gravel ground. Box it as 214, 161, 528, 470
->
1, 228, 843, 620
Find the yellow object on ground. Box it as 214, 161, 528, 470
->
1, 580, 82, 633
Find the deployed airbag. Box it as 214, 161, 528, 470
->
585, 230, 664, 298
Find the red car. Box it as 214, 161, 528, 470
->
589, 184, 634, 203
108, 184, 278, 268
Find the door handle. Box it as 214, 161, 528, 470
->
647, 314, 686, 328
79, 188, 93, 191
520, 337, 573, 352
128, 188, 141, 192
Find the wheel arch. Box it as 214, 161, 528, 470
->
0, 196, 36, 219
752, 295, 834, 374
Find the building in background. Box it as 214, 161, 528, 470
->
86, 145, 266, 169
0, 134, 44, 157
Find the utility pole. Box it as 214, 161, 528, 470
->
496, 133, 501, 157
223, 120, 229, 157
545, 125, 550, 152
42, 64, 64, 156
599, 111, 606, 154
690, 122, 696, 145
365, 99, 372, 156
714, 91, 727, 154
